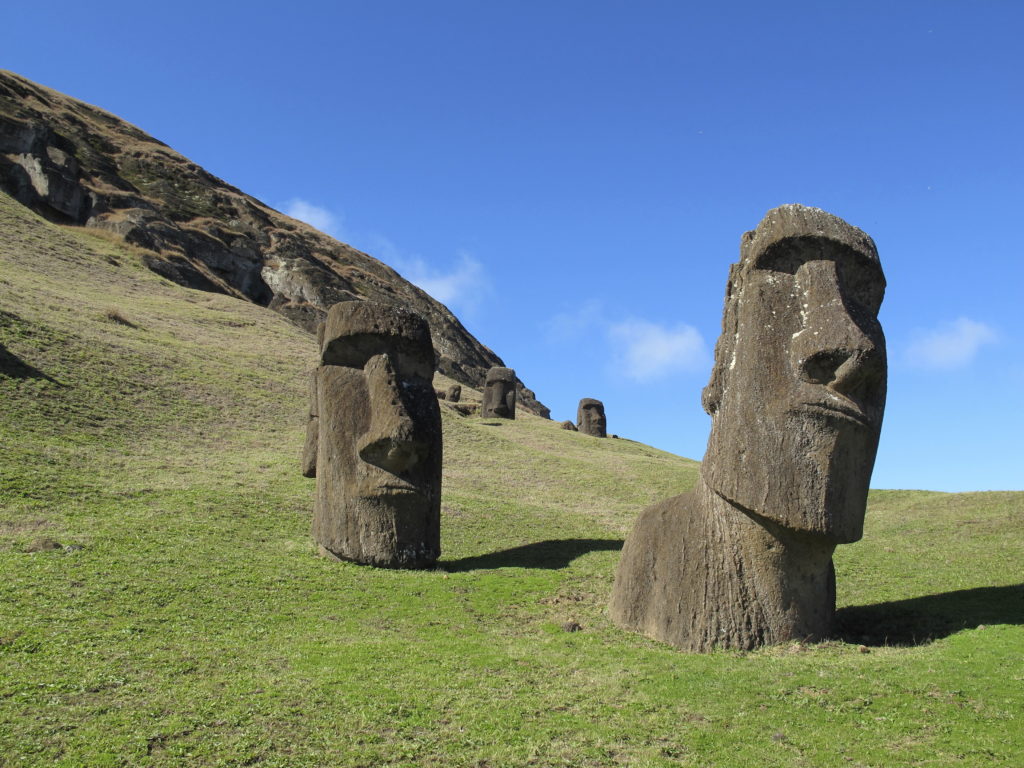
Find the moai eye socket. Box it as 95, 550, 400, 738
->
755, 236, 885, 318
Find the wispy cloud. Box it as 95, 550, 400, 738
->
608, 319, 707, 382
401, 251, 488, 311
544, 301, 708, 382
364, 234, 489, 316
282, 198, 343, 238
544, 299, 605, 342
905, 317, 997, 369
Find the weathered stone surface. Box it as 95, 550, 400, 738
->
311, 301, 442, 568
445, 384, 461, 402
610, 204, 887, 651
0, 70, 551, 418
300, 370, 319, 478
577, 398, 607, 437
559, 419, 577, 431
481, 366, 516, 419
447, 402, 477, 417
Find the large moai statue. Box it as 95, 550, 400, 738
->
577, 398, 607, 437
481, 366, 516, 419
308, 301, 442, 568
610, 205, 887, 651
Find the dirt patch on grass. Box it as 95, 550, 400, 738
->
0, 518, 50, 536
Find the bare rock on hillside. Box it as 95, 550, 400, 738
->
0, 70, 549, 417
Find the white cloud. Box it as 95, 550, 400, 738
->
906, 317, 997, 369
282, 198, 343, 238
608, 319, 707, 382
397, 250, 490, 315
544, 299, 604, 342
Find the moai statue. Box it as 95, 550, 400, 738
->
301, 322, 327, 478
577, 398, 607, 437
610, 205, 887, 651
445, 384, 462, 403
301, 373, 319, 478
309, 301, 442, 568
481, 366, 516, 419
559, 420, 578, 431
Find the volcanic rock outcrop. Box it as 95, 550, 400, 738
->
309, 302, 442, 568
610, 205, 887, 651
0, 70, 548, 416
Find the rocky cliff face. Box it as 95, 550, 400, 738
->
0, 70, 549, 416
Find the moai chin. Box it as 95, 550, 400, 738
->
577, 398, 607, 437
308, 301, 442, 568
610, 204, 887, 651
481, 366, 516, 419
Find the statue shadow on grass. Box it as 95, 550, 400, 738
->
0, 343, 61, 384
443, 538, 624, 572
835, 583, 1024, 647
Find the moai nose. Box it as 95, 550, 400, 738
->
357, 353, 425, 474
791, 260, 885, 405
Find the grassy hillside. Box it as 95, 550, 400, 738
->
1, 188, 1021, 766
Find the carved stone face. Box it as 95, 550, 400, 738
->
577, 398, 607, 437
313, 302, 441, 567
481, 366, 516, 419
701, 206, 886, 543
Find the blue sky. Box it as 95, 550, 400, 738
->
7, 1, 1022, 491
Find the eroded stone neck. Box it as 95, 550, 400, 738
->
694, 478, 838, 649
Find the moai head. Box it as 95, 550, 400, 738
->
577, 398, 607, 437
481, 366, 516, 419
701, 205, 886, 544
312, 301, 442, 567
445, 384, 462, 403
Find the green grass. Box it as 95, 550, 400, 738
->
1, 189, 1021, 766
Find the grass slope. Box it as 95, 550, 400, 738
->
1, 189, 1021, 767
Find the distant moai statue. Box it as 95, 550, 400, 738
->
577, 398, 607, 437
559, 420, 577, 431
610, 205, 887, 651
481, 366, 516, 419
445, 384, 462, 403
306, 301, 442, 568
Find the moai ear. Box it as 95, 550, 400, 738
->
702, 264, 741, 416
